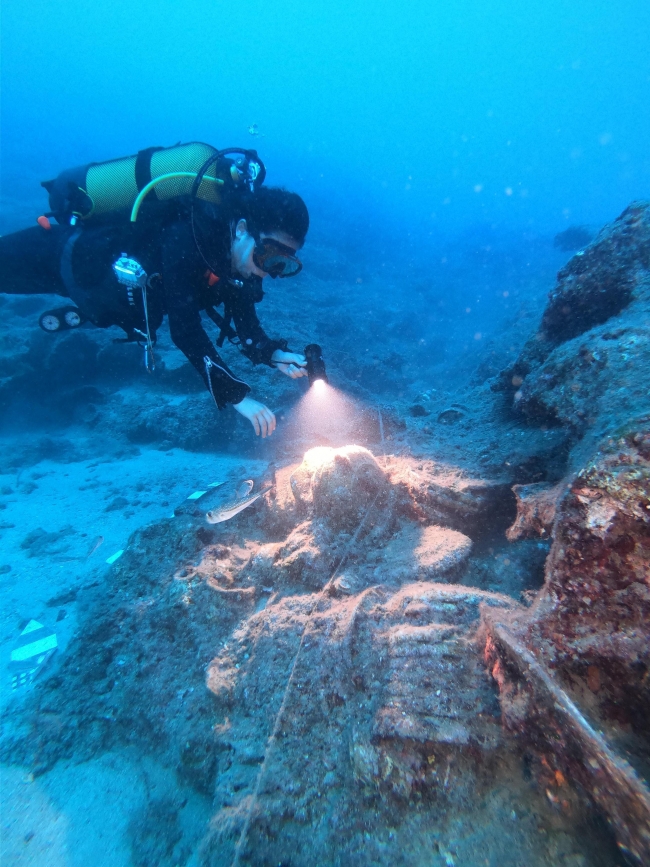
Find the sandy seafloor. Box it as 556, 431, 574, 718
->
0, 214, 619, 866
0, 443, 264, 866
0, 444, 268, 703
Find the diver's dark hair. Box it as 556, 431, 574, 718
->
235, 187, 309, 247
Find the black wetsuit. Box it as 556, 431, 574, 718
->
0, 201, 288, 408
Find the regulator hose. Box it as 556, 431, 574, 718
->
130, 171, 224, 222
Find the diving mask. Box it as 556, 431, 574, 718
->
253, 237, 302, 278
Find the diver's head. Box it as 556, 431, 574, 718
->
230, 187, 309, 280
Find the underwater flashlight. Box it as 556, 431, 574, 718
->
304, 344, 328, 387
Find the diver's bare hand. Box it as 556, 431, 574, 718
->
233, 396, 276, 437
271, 350, 308, 380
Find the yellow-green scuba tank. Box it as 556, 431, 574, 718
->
41, 142, 266, 226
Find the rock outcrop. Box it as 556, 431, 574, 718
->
497, 202, 650, 459
507, 202, 650, 375
480, 204, 650, 864
485, 421, 650, 864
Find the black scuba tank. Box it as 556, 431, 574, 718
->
41, 142, 266, 226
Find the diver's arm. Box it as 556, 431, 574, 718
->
228, 279, 290, 366
168, 308, 250, 408
162, 224, 250, 408
231, 396, 276, 437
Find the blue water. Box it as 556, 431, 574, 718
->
2, 0, 649, 239
1, 2, 649, 865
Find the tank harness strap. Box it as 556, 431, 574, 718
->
204, 305, 238, 347
60, 230, 92, 314
134, 146, 165, 192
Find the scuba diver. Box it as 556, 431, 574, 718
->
0, 142, 311, 437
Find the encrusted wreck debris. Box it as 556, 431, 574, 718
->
505, 480, 564, 542
198, 446, 604, 865
2, 442, 621, 865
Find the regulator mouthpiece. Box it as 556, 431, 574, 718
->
304, 344, 328, 387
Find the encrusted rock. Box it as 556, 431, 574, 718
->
496, 202, 650, 454
483, 423, 650, 863
525, 424, 650, 674
387, 455, 511, 534
377, 523, 472, 583
513, 317, 650, 438
506, 480, 565, 541
542, 203, 649, 343
484, 617, 650, 867
499, 201, 650, 387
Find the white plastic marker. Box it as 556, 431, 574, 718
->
106, 549, 124, 565
170, 482, 227, 517
187, 481, 226, 500
9, 620, 57, 691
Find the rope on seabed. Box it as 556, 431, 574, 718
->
377, 407, 388, 470
229, 491, 381, 867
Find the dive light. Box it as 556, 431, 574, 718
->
304, 344, 328, 387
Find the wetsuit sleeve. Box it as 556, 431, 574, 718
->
228, 280, 289, 366
162, 221, 250, 409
